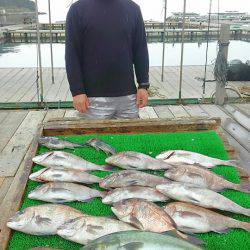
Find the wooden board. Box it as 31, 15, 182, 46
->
43, 118, 221, 136
154, 106, 174, 119
0, 111, 46, 177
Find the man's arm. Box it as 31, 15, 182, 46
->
65, 5, 85, 97
133, 7, 150, 89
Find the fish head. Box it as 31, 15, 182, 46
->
38, 137, 53, 144
111, 199, 134, 220
32, 152, 54, 164
57, 216, 85, 239
156, 151, 175, 160
28, 183, 51, 199
164, 166, 185, 179
29, 168, 48, 182
7, 209, 33, 230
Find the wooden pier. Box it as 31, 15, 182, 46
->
3, 27, 250, 43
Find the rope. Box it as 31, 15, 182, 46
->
213, 41, 228, 87
202, 0, 213, 96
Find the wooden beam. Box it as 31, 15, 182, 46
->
43, 118, 221, 136
215, 24, 230, 105
0, 125, 42, 250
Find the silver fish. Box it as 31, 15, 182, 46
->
111, 199, 203, 246
105, 151, 173, 170
164, 202, 250, 234
102, 186, 169, 204
85, 138, 117, 155
82, 231, 202, 250
28, 182, 106, 203
7, 204, 83, 235
99, 170, 170, 189
38, 137, 84, 150
32, 151, 114, 172
164, 164, 250, 193
29, 167, 102, 184
156, 182, 250, 216
57, 216, 137, 245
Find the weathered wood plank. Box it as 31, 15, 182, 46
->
64, 110, 78, 118
0, 111, 28, 152
168, 105, 191, 118
200, 104, 231, 122
154, 106, 174, 119
0, 112, 9, 124
0, 177, 13, 203
43, 118, 221, 136
234, 103, 250, 116
139, 107, 158, 119
43, 109, 66, 123
0, 111, 46, 177
183, 105, 209, 117
0, 125, 42, 249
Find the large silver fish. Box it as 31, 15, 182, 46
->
105, 151, 173, 170
82, 231, 202, 250
32, 151, 114, 171
38, 137, 84, 150
111, 199, 203, 246
99, 170, 170, 189
156, 182, 250, 216
85, 138, 117, 155
164, 202, 250, 234
102, 186, 169, 204
29, 167, 102, 184
57, 216, 137, 245
164, 164, 250, 193
156, 150, 249, 178
28, 182, 106, 203
7, 204, 83, 235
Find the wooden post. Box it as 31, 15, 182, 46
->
215, 24, 230, 105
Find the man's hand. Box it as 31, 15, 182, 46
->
73, 94, 89, 113
136, 89, 148, 108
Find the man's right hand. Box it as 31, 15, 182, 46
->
73, 94, 89, 113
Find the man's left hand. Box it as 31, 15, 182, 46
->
136, 88, 148, 108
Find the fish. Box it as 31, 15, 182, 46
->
85, 138, 117, 155
38, 137, 84, 150
164, 164, 250, 193
32, 151, 114, 172
164, 202, 250, 234
102, 186, 169, 204
7, 204, 83, 235
99, 170, 170, 189
156, 150, 249, 178
81, 231, 202, 250
57, 216, 137, 245
105, 151, 173, 170
156, 182, 250, 217
29, 167, 102, 184
28, 182, 106, 203
111, 199, 203, 246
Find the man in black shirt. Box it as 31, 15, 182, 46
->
65, 0, 149, 119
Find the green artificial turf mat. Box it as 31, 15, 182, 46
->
8, 131, 250, 250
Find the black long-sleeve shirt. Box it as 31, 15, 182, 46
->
65, 0, 149, 97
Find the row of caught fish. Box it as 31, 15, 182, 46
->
7, 199, 250, 246
27, 169, 250, 217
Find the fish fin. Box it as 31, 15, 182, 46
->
236, 180, 250, 194
118, 242, 144, 250
186, 172, 204, 180
129, 216, 144, 230
178, 211, 203, 220
227, 160, 250, 179
237, 221, 250, 232
100, 190, 108, 198
175, 230, 204, 246
128, 180, 141, 186
186, 194, 201, 204
86, 224, 104, 234
213, 228, 231, 234
102, 165, 117, 172
35, 215, 52, 225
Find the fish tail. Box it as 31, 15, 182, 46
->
228, 219, 250, 232
242, 208, 250, 217
226, 160, 250, 179
175, 230, 204, 246
102, 165, 117, 172
234, 180, 250, 194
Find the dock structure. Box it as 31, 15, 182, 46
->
2, 27, 250, 43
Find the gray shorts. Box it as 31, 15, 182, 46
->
78, 94, 139, 120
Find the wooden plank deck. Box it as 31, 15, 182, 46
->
0, 66, 249, 103
0, 103, 249, 242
